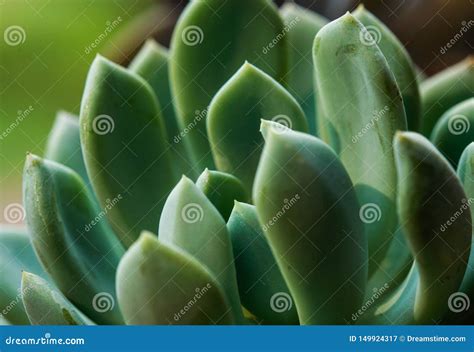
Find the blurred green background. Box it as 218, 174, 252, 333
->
1, 0, 471, 222
0, 0, 156, 221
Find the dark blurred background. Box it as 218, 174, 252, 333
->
0, 0, 472, 220
115, 0, 473, 72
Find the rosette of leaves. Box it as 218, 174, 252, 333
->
1, 1, 472, 326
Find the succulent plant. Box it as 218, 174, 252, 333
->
1, 1, 473, 326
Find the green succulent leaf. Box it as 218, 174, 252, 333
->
366, 227, 412, 297
313, 13, 407, 269
420, 56, 474, 136
227, 201, 299, 325
207, 63, 308, 195
253, 121, 367, 324
0, 226, 49, 325
415, 66, 427, 83
353, 5, 421, 131
158, 177, 244, 322
80, 56, 176, 247
430, 98, 474, 168
367, 132, 471, 324
129, 40, 193, 178
456, 143, 474, 321
23, 154, 125, 324
21, 272, 93, 325
170, 0, 288, 170
458, 142, 474, 204
45, 111, 91, 188
117, 231, 234, 325
196, 169, 247, 221
280, 3, 328, 134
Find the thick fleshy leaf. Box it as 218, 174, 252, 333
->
353, 5, 421, 131
0, 226, 49, 325
415, 66, 427, 83
227, 202, 298, 325
313, 13, 407, 269
117, 232, 234, 325
365, 227, 412, 298
80, 56, 176, 247
420, 56, 474, 136
207, 63, 307, 195
364, 132, 471, 324
129, 40, 193, 178
431, 98, 474, 168
196, 169, 247, 221
253, 121, 367, 324
280, 3, 328, 134
21, 272, 92, 325
170, 0, 287, 170
45, 111, 90, 187
456, 143, 474, 322
158, 177, 243, 322
23, 154, 124, 324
